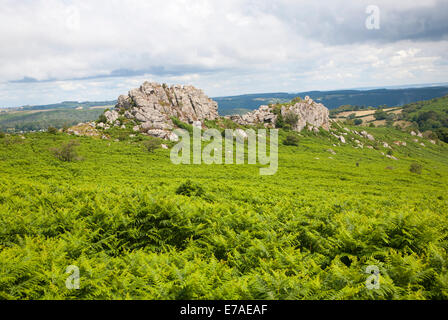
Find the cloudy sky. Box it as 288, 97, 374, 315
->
1, 0, 447, 107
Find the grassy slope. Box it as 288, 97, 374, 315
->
0, 126, 447, 299
402, 95, 448, 114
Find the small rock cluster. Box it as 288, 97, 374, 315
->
67, 122, 99, 137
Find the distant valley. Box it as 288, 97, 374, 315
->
215, 86, 448, 115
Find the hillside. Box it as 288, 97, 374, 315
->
330, 95, 448, 143
1, 119, 447, 299
0, 106, 111, 132
215, 86, 448, 115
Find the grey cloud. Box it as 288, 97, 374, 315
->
8, 65, 228, 84
268, 0, 448, 45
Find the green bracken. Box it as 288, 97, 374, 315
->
0, 124, 447, 300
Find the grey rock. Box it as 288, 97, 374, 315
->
104, 110, 119, 124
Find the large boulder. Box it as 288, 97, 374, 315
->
105, 81, 219, 138
231, 96, 330, 132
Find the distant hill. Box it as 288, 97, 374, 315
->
18, 100, 117, 111
0, 106, 113, 132
214, 86, 448, 115
328, 94, 448, 143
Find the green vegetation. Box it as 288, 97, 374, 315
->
409, 162, 423, 174
1, 123, 447, 300
171, 117, 194, 134
175, 180, 205, 197
284, 112, 299, 128
374, 109, 388, 121
283, 134, 299, 146
47, 126, 58, 134
143, 138, 162, 153
50, 140, 82, 162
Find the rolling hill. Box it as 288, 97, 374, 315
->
215, 86, 448, 115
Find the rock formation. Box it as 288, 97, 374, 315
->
101, 81, 219, 140
229, 96, 330, 132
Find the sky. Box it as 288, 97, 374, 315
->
0, 0, 447, 107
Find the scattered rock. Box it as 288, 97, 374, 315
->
360, 131, 375, 141
168, 132, 179, 142
234, 129, 248, 140
386, 155, 398, 160
104, 110, 119, 124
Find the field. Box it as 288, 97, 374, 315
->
1, 123, 448, 300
